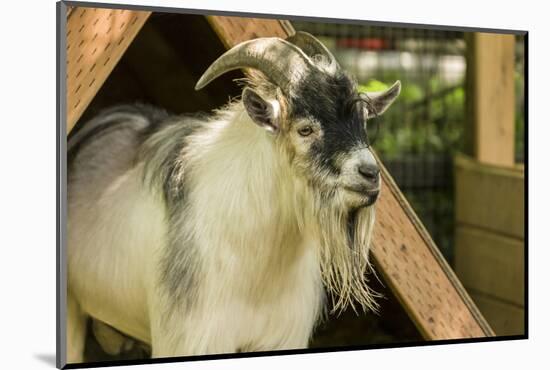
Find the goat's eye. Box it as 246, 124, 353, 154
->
298, 126, 313, 137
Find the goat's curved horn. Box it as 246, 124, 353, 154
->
286, 31, 337, 71
195, 37, 316, 91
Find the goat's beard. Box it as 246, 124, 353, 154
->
311, 193, 380, 314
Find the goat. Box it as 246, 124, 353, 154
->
66, 32, 401, 363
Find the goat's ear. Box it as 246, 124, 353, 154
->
364, 81, 401, 118
242, 87, 280, 133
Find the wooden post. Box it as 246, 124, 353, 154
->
466, 33, 516, 166
208, 15, 494, 340
458, 33, 523, 335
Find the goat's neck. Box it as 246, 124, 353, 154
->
186, 105, 308, 262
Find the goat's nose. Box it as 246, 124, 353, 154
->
358, 163, 380, 184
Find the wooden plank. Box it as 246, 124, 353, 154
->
455, 153, 524, 238
469, 291, 524, 336
207, 16, 294, 48
455, 226, 524, 306
466, 33, 515, 166
208, 15, 494, 340
66, 7, 150, 133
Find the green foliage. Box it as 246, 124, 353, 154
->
358, 80, 389, 93
400, 83, 424, 102
360, 78, 465, 159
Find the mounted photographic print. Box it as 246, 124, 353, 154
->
57, 1, 527, 368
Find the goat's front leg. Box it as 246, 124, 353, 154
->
148, 297, 242, 358
149, 314, 231, 357
66, 293, 88, 364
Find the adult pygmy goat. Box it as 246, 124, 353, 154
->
66, 32, 401, 362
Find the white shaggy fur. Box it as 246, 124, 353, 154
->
67, 105, 367, 362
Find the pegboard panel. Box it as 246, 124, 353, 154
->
66, 7, 150, 133
208, 15, 494, 340
207, 16, 295, 49
372, 163, 493, 339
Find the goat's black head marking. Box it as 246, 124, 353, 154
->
195, 33, 401, 208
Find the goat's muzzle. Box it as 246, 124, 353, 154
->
364, 189, 379, 206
